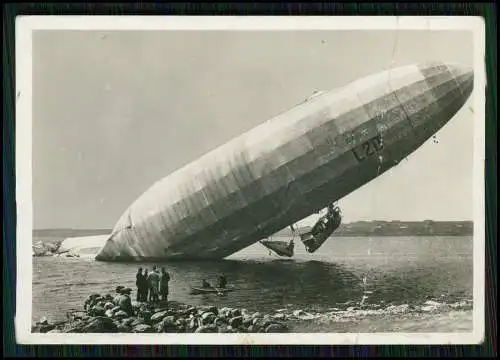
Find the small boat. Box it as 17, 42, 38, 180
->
189, 285, 235, 295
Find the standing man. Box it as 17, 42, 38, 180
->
135, 267, 145, 302
143, 269, 149, 302
160, 267, 171, 302
147, 266, 160, 302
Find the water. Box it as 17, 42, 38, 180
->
32, 235, 473, 332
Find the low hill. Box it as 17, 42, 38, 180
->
275, 220, 473, 237
33, 220, 473, 240
33, 228, 111, 238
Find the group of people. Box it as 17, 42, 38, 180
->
135, 266, 229, 303
135, 266, 170, 303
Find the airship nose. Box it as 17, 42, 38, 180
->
445, 62, 474, 96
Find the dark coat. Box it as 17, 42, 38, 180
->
160, 272, 170, 294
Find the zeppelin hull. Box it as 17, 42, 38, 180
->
96, 62, 473, 261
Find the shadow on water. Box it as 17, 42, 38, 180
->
32, 256, 364, 320
127, 258, 364, 313
32, 236, 473, 323
364, 261, 473, 306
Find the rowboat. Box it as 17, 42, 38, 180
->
189, 286, 235, 295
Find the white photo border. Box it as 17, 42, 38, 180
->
15, 15, 486, 345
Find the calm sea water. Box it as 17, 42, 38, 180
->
32, 235, 473, 332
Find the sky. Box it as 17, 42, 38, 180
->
32, 29, 475, 229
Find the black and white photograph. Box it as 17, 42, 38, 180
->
16, 16, 485, 345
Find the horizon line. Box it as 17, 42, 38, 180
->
32, 219, 474, 231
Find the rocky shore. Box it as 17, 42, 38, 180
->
32, 291, 290, 334
32, 240, 81, 258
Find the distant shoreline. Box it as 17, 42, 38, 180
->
33, 220, 473, 239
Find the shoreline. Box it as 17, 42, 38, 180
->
32, 291, 291, 334
32, 289, 473, 334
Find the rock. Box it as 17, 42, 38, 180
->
261, 320, 273, 329
200, 312, 216, 326
424, 300, 441, 306
153, 322, 163, 332
35, 300, 292, 335
175, 318, 186, 326
133, 324, 154, 333
138, 310, 152, 321
113, 310, 129, 320
185, 306, 197, 315
219, 325, 237, 333
116, 324, 131, 333
195, 325, 218, 333
229, 316, 243, 328
130, 318, 144, 327
214, 317, 227, 327
386, 304, 410, 314
91, 305, 106, 317
230, 309, 241, 317
450, 300, 469, 309
253, 324, 263, 332
233, 325, 245, 333
33, 324, 56, 333
251, 312, 262, 319
156, 316, 177, 332
272, 313, 286, 321
188, 318, 199, 331
122, 318, 135, 327
421, 304, 442, 312
69, 316, 117, 333
177, 325, 187, 333
218, 326, 234, 333
45, 243, 58, 252
150, 310, 169, 323
163, 316, 176, 325
47, 329, 61, 333
293, 309, 305, 317
265, 323, 288, 333
199, 305, 218, 315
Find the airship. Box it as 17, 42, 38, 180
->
94, 61, 473, 262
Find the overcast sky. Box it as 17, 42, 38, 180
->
32, 30, 474, 229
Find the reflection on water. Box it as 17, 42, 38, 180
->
32, 236, 473, 331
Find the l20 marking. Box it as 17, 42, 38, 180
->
352, 134, 384, 162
